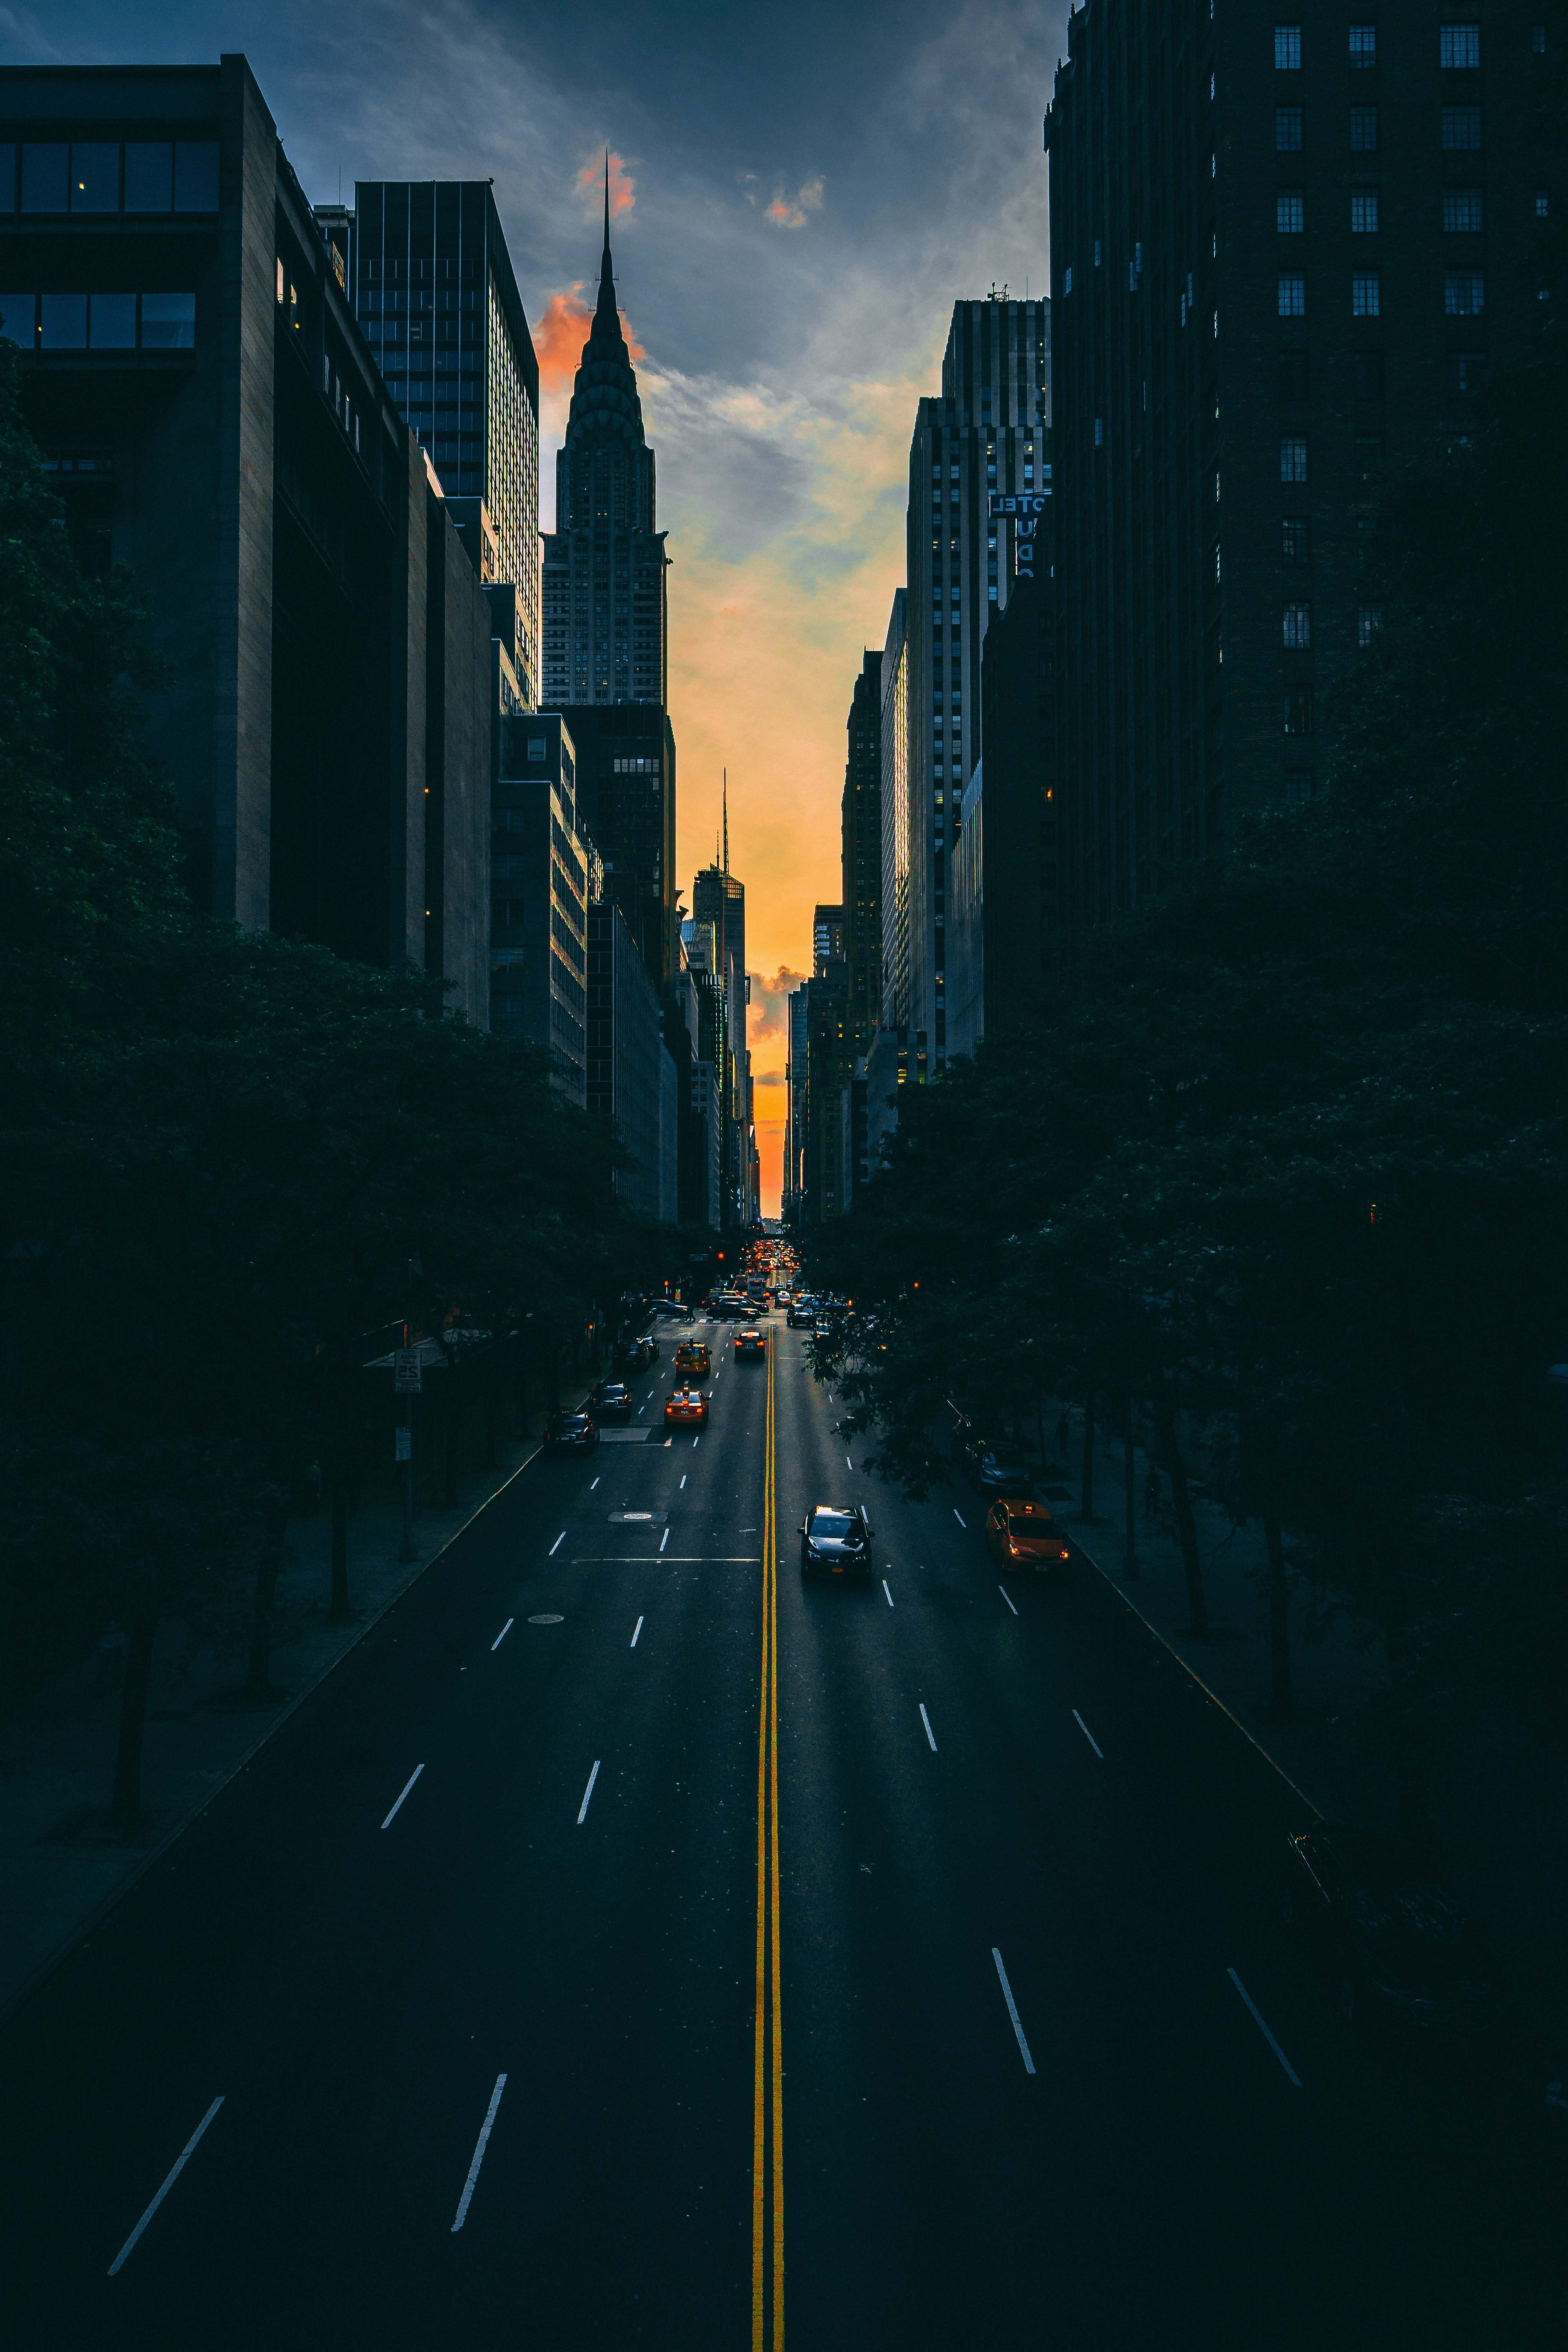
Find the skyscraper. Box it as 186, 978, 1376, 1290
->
842, 650, 883, 1058
904, 296, 1051, 1067
692, 846, 748, 1227
345, 182, 541, 704
878, 590, 911, 1029
1045, 1, 1553, 921
540, 188, 669, 708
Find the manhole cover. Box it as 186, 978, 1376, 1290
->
528, 1613, 564, 1625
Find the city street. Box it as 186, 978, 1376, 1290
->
0, 1313, 1553, 2350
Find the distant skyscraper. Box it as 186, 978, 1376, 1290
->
693, 843, 747, 1226
841, 652, 882, 1055
905, 296, 1050, 1065
347, 182, 541, 703
879, 590, 911, 1029
540, 189, 669, 707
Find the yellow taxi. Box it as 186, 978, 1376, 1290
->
674, 1339, 711, 1379
664, 1385, 710, 1428
984, 1497, 1071, 1574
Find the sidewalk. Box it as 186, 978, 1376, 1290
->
1049, 1407, 1568, 1978
0, 1413, 567, 2024
1045, 1405, 1397, 1829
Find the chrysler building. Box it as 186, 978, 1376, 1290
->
540, 185, 668, 705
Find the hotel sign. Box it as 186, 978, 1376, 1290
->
989, 490, 1049, 582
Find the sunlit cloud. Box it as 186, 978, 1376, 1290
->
578, 148, 635, 218
764, 174, 824, 230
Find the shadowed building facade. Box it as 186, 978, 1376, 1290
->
0, 54, 493, 1020
1045, 0, 1557, 925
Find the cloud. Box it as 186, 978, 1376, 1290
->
578, 148, 635, 219
533, 282, 593, 390
764, 174, 825, 231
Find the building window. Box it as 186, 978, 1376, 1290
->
1534, 26, 1547, 54
1536, 190, 1549, 218
1439, 24, 1481, 69
70, 142, 118, 213
1283, 603, 1311, 648
1357, 605, 1383, 646
1278, 273, 1306, 316
1279, 435, 1308, 483
1351, 191, 1380, 234
20, 143, 68, 212
1444, 270, 1485, 314
1349, 24, 1377, 67
1275, 25, 1302, 69
1282, 514, 1311, 564
1350, 107, 1378, 151
39, 292, 87, 348
1352, 273, 1381, 316
1276, 107, 1304, 151
1279, 349, 1310, 401
1063, 264, 1073, 293
1277, 192, 1305, 233
1094, 417, 1103, 445
1214, 543, 1223, 583
1444, 189, 1484, 231
1355, 434, 1385, 477
1284, 690, 1314, 735
1442, 107, 1482, 150
124, 142, 173, 211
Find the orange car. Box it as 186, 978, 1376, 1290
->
665, 1385, 710, 1427
674, 1340, 711, 1378
984, 1497, 1070, 1574
734, 1328, 766, 1359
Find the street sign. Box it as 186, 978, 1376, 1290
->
394, 1347, 422, 1395
395, 1426, 412, 1461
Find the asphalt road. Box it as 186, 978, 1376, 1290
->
0, 1314, 1554, 2349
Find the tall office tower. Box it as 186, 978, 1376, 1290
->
1046, 3, 1555, 921
878, 590, 911, 1028
692, 851, 748, 1226
490, 712, 598, 1102
0, 58, 492, 1012
841, 653, 883, 1055
905, 295, 1051, 1065
348, 181, 540, 704
540, 192, 669, 707
785, 983, 810, 1218
813, 905, 847, 973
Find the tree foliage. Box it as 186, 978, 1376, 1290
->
807, 348, 1568, 1772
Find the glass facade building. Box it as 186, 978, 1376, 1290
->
346, 182, 540, 704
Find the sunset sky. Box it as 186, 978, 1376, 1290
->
6, 0, 1066, 1210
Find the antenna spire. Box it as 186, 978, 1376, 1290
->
722, 770, 729, 876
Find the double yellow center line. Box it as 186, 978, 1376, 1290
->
752, 1337, 784, 2349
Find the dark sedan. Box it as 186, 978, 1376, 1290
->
1280, 1826, 1497, 2040
590, 1380, 633, 1420
800, 1504, 874, 1579
621, 1335, 653, 1371
971, 1443, 1033, 1497
543, 1409, 598, 1454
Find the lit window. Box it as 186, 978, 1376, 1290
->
1094, 417, 1103, 445
1214, 543, 1222, 583
1279, 436, 1308, 483
1442, 107, 1482, 150
1535, 190, 1549, 219
1063, 264, 1073, 293
1283, 604, 1311, 648
1352, 273, 1380, 315
1277, 192, 1305, 233
1444, 271, 1485, 314
1351, 191, 1379, 233
1533, 26, 1546, 55
1278, 273, 1306, 316
1276, 107, 1304, 151
1275, 25, 1302, 69
1439, 24, 1480, 69
1357, 606, 1383, 647
1350, 106, 1378, 151
1284, 691, 1313, 735
1349, 24, 1376, 67
1444, 189, 1483, 231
